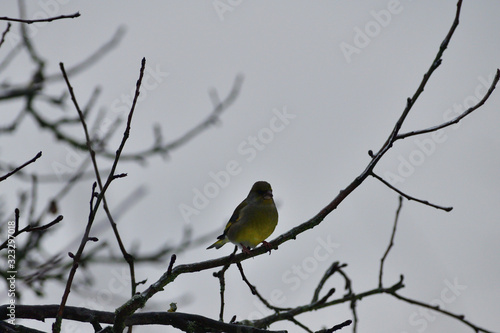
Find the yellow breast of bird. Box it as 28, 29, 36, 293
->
227, 201, 278, 248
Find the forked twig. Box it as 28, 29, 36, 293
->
379, 196, 403, 288
53, 59, 146, 333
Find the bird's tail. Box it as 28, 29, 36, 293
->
206, 238, 228, 250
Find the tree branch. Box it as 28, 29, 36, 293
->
0, 213, 62, 251
371, 172, 452, 212
0, 12, 80, 24
0, 151, 42, 182
253, 278, 404, 329
53, 59, 146, 333
0, 23, 11, 49
0, 305, 287, 333
396, 68, 500, 140
314, 320, 352, 333
379, 196, 403, 288
214, 249, 235, 322
388, 292, 496, 333
237, 261, 292, 312
112, 4, 500, 328
311, 262, 344, 304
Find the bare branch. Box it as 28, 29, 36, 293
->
253, 278, 404, 329
27, 215, 63, 232
388, 292, 496, 333
3, 1, 497, 332
0, 151, 42, 182
288, 317, 313, 333
0, 23, 11, 48
0, 305, 287, 333
311, 262, 344, 303
379, 197, 403, 288
371, 172, 452, 212
314, 320, 352, 333
0, 214, 63, 251
396, 69, 500, 140
213, 247, 237, 322
379, 0, 463, 149
237, 261, 292, 312
166, 254, 176, 276
0, 12, 80, 24
53, 59, 146, 333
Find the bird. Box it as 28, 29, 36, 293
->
207, 181, 278, 254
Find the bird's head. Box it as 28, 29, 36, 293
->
249, 181, 273, 201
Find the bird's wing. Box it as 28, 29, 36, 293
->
219, 199, 248, 238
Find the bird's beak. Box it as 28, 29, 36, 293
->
263, 190, 273, 200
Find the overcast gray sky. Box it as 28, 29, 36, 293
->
1, 1, 499, 332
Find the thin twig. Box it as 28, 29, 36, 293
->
0, 214, 63, 251
380, 0, 463, 150
28, 174, 37, 224
236, 262, 292, 312
252, 278, 404, 329
25, 186, 147, 288
53, 59, 146, 333
27, 215, 63, 232
0, 12, 80, 24
371, 172, 452, 212
312, 262, 344, 303
214, 247, 237, 322
166, 254, 176, 276
314, 320, 352, 333
0, 23, 11, 48
336, 267, 357, 332
396, 69, 500, 140
379, 196, 403, 288
389, 292, 496, 333
101, 58, 147, 303
17, 1, 44, 67
14, 208, 19, 234
0, 152, 42, 182
289, 317, 313, 333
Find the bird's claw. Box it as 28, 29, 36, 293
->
261, 241, 275, 255
241, 244, 252, 255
